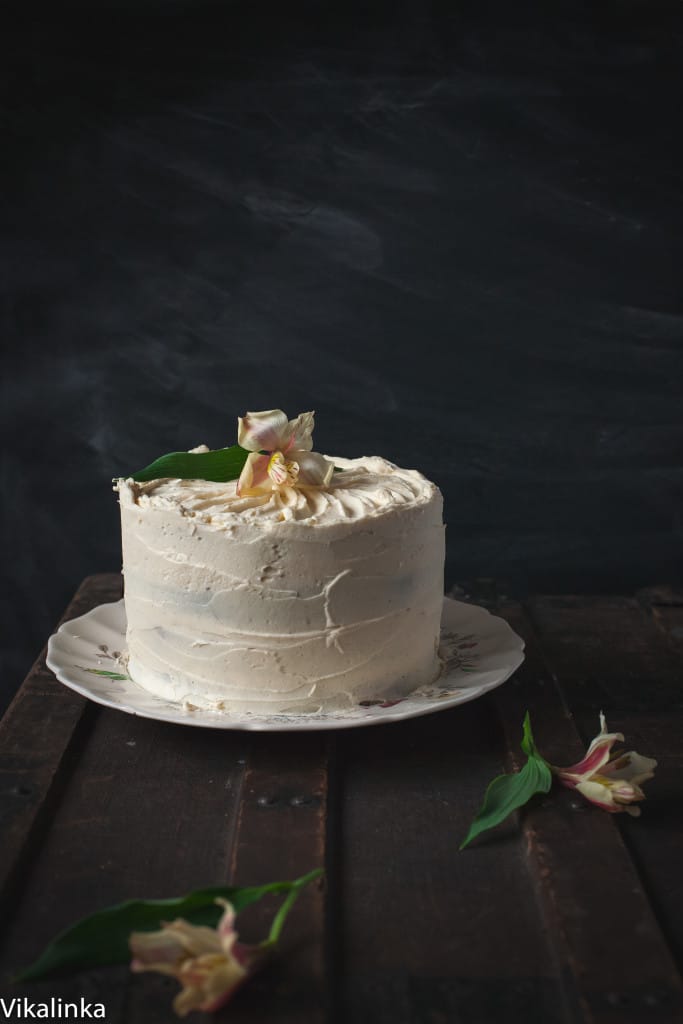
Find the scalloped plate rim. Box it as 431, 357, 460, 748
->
46, 597, 525, 731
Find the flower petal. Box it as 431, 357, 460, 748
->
553, 712, 624, 782
174, 953, 247, 1017
575, 769, 649, 813
268, 451, 299, 487
602, 751, 658, 788
130, 929, 186, 975
575, 779, 624, 813
293, 450, 334, 488
237, 451, 272, 497
163, 920, 223, 958
173, 985, 205, 1018
215, 900, 237, 945
129, 918, 222, 975
238, 410, 289, 453
286, 411, 315, 452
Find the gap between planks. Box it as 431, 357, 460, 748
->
0, 575, 122, 920
489, 598, 683, 1024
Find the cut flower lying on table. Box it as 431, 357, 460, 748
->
551, 712, 657, 816
17, 869, 323, 1018
460, 713, 657, 849
130, 899, 261, 1017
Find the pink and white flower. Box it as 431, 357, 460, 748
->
236, 409, 334, 497
130, 900, 262, 1017
551, 713, 657, 817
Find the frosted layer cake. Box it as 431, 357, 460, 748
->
116, 411, 445, 713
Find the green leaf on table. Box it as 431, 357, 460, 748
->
520, 710, 545, 760
18, 868, 323, 982
460, 712, 552, 850
124, 445, 250, 484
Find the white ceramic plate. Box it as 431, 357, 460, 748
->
46, 597, 524, 731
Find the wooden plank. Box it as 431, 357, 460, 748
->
0, 574, 122, 916
529, 588, 683, 977
605, 710, 683, 975
498, 597, 683, 1023
338, 699, 568, 1024
0, 636, 251, 1022
227, 732, 329, 1024
636, 585, 683, 608
638, 584, 683, 658
3, 576, 682, 1024
525, 594, 683, 715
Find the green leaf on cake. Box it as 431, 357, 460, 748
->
126, 445, 250, 484
460, 712, 552, 850
17, 868, 323, 981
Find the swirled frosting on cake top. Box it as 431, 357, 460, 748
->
127, 455, 436, 532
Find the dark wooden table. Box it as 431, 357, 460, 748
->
1, 575, 682, 1023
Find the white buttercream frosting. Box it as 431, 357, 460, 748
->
116, 454, 445, 713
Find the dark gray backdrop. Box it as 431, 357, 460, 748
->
3, 1, 682, 712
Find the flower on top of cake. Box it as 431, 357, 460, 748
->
237, 410, 334, 497
122, 408, 335, 490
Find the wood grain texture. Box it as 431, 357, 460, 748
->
227, 734, 328, 1024
491, 601, 683, 1024
1, 575, 683, 1024
0, 575, 121, 919
338, 702, 568, 1024
523, 590, 683, 1013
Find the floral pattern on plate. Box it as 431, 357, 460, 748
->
46, 597, 524, 732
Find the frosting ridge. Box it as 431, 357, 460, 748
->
117, 454, 445, 713
124, 455, 435, 529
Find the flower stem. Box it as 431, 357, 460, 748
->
262, 868, 323, 949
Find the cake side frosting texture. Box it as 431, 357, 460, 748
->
117, 455, 445, 712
